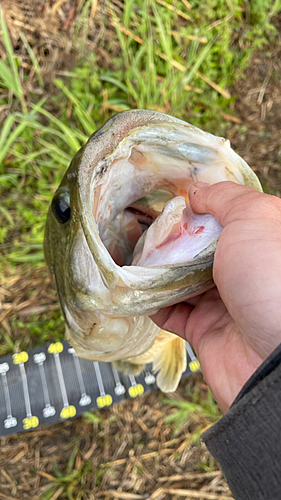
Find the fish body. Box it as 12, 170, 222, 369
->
44, 110, 262, 391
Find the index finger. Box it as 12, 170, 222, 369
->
188, 181, 281, 227
150, 303, 194, 340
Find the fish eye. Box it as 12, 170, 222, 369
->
51, 191, 71, 223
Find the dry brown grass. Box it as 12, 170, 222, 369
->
0, 377, 232, 499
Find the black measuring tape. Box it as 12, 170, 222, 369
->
0, 340, 200, 437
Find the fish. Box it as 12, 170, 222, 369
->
44, 110, 262, 392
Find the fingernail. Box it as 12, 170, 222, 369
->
193, 182, 210, 188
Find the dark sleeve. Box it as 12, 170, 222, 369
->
202, 343, 281, 500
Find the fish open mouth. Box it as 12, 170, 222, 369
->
90, 122, 246, 271
99, 189, 223, 269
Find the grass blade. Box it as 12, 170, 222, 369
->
54, 79, 96, 135
0, 6, 27, 113
30, 105, 84, 151
152, 2, 173, 64
184, 36, 216, 84
0, 121, 27, 165
0, 114, 15, 149
99, 75, 129, 95
123, 0, 135, 28
19, 32, 44, 88
0, 205, 14, 226
0, 61, 19, 95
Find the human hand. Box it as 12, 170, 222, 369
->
150, 181, 281, 412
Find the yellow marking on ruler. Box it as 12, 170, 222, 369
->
60, 406, 76, 419
22, 416, 39, 430
48, 342, 63, 354
13, 352, 28, 364
128, 384, 144, 398
189, 360, 200, 372
96, 394, 113, 408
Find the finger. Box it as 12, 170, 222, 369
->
188, 181, 281, 227
184, 295, 202, 307
182, 291, 214, 308
150, 303, 194, 340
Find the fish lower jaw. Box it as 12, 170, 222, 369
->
65, 316, 159, 363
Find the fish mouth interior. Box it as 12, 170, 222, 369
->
92, 123, 243, 268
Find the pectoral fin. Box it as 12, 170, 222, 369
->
152, 336, 187, 392
113, 331, 186, 392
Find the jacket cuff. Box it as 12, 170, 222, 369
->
202, 343, 281, 500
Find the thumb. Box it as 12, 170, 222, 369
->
188, 181, 279, 227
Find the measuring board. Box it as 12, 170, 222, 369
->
0, 340, 200, 437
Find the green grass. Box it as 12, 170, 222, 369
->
163, 387, 222, 440
0, 0, 280, 352
41, 454, 95, 500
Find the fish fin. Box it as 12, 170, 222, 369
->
152, 335, 187, 392
113, 360, 145, 376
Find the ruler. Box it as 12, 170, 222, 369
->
0, 341, 200, 437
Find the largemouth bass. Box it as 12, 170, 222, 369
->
44, 110, 262, 392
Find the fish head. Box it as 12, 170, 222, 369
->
44, 146, 100, 344
44, 112, 164, 360
44, 110, 262, 362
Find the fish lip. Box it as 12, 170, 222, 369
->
77, 167, 119, 292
